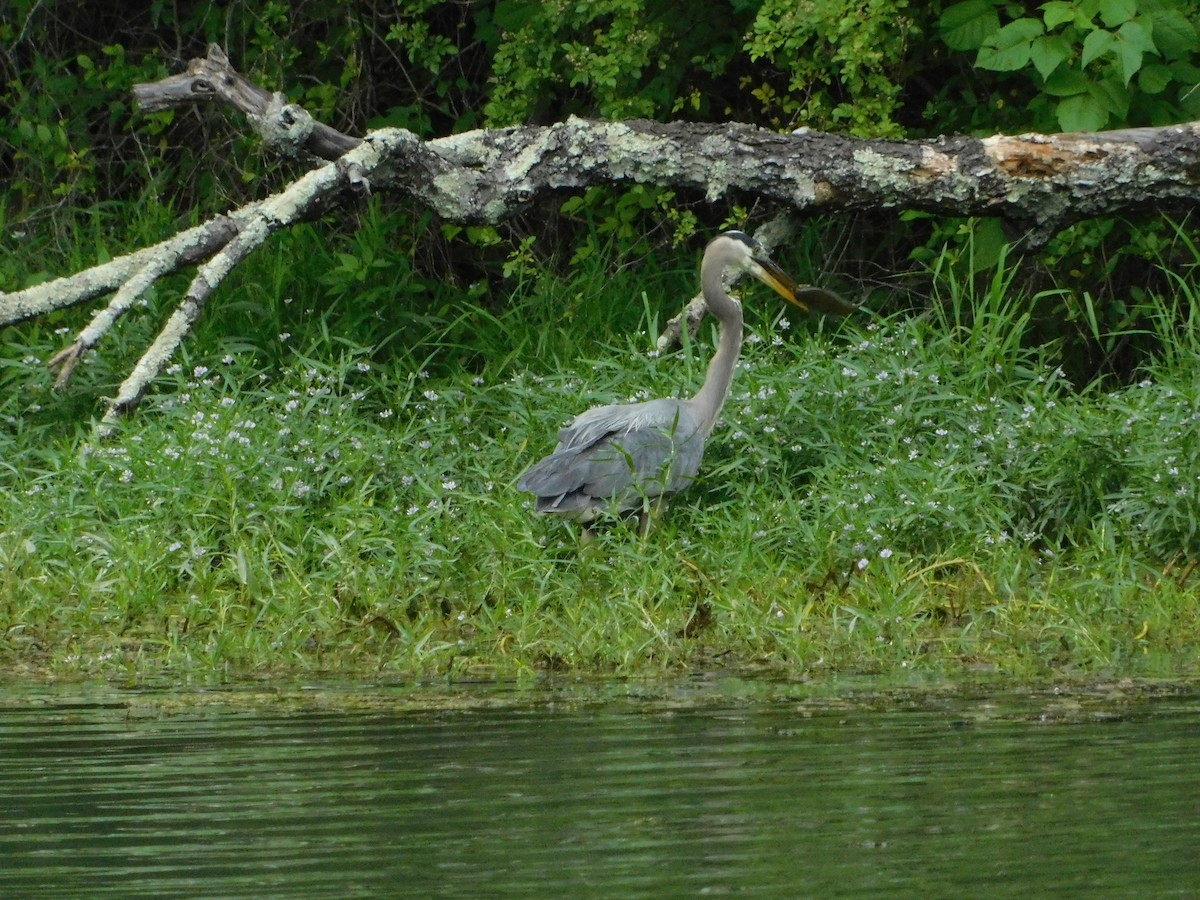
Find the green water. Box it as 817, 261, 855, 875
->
2, 680, 1198, 896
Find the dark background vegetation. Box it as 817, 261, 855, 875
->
3, 0, 1199, 388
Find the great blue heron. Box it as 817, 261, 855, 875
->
518, 230, 855, 534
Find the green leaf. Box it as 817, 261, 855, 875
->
1074, 0, 1104, 29
1004, 17, 1047, 42
976, 43, 1029, 71
1114, 40, 1143, 85
1117, 19, 1156, 53
1111, 21, 1155, 85
938, 0, 1002, 51
1030, 34, 1072, 79
1043, 67, 1091, 96
335, 252, 361, 272
969, 217, 1007, 273
1090, 77, 1131, 117
1147, 7, 1199, 61
1042, 2, 1077, 31
977, 18, 1044, 71
1057, 92, 1109, 131
1168, 59, 1200, 85
1081, 29, 1116, 67
1137, 63, 1172, 94
1099, 0, 1136, 28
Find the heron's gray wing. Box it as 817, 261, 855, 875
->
553, 398, 686, 451
518, 399, 706, 512
579, 426, 704, 498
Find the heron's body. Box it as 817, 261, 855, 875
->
518, 231, 854, 529
521, 397, 708, 519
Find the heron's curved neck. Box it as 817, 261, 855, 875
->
690, 256, 744, 436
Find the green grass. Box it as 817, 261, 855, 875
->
2, 211, 1200, 683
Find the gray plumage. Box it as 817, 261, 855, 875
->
520, 397, 707, 518
518, 230, 854, 527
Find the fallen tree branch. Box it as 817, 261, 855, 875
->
46, 239, 195, 390
96, 154, 369, 431
131, 44, 360, 161
2, 216, 239, 328
4, 43, 1199, 423
124, 45, 1200, 238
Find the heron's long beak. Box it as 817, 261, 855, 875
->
752, 256, 858, 317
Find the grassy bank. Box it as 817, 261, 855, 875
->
2, 214, 1199, 682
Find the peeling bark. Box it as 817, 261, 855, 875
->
3, 43, 1199, 423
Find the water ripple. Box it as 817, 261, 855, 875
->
2, 683, 1199, 896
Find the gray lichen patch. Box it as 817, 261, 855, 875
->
601, 123, 679, 182
852, 147, 923, 193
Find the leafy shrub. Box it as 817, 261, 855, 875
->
744, 0, 917, 136
0, 0, 491, 220
485, 0, 917, 135
937, 0, 1200, 131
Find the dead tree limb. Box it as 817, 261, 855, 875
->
3, 43, 1200, 423
122, 47, 1200, 238
131, 44, 360, 161
99, 157, 368, 431
5, 216, 238, 328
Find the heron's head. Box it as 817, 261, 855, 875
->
710, 230, 857, 316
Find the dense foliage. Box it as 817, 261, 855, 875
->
3, 1, 1199, 354
938, 0, 1200, 132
